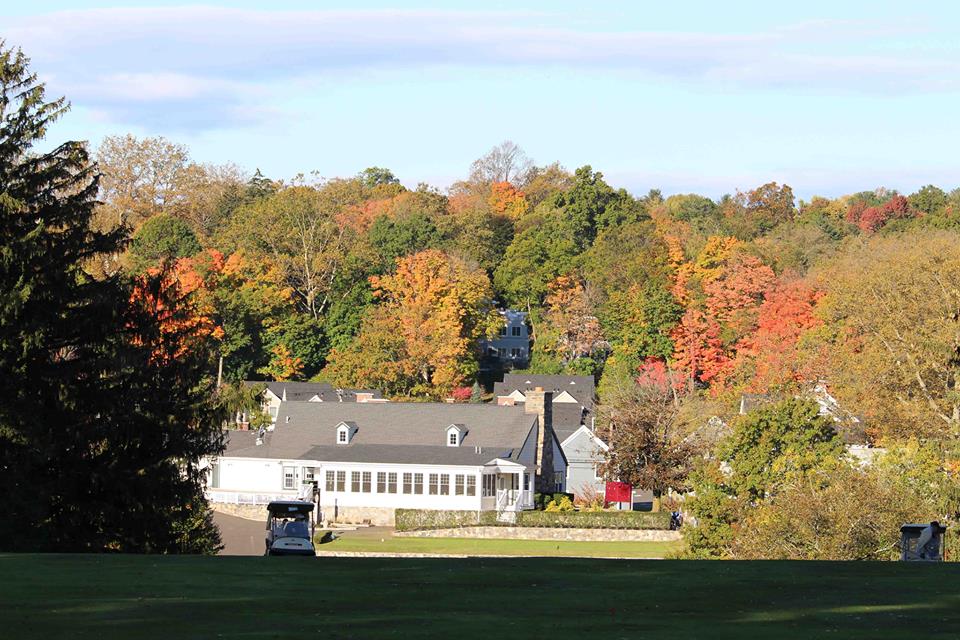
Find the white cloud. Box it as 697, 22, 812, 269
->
4, 7, 958, 131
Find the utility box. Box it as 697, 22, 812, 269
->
900, 522, 947, 561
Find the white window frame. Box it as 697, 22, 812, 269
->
466, 476, 476, 496
325, 470, 335, 492
387, 472, 397, 494
337, 427, 349, 444
336, 470, 346, 492
283, 466, 296, 490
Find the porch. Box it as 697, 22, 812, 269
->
480, 460, 535, 518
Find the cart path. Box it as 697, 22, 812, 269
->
214, 511, 265, 556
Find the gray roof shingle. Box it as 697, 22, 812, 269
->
495, 374, 595, 410
244, 381, 383, 402
224, 402, 538, 465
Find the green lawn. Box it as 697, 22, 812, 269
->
3, 554, 960, 639
319, 527, 679, 557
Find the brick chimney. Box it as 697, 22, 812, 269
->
524, 387, 555, 493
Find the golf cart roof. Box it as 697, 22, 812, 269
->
266, 501, 315, 515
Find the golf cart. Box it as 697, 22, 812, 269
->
265, 501, 316, 556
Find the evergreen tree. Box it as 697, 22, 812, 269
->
0, 43, 223, 552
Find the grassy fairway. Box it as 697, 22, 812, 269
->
3, 555, 960, 639
320, 527, 680, 557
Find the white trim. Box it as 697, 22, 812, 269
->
553, 390, 578, 403
560, 424, 609, 451
506, 389, 526, 402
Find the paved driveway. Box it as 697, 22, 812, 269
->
214, 511, 266, 556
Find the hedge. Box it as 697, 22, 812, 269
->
395, 509, 499, 532
516, 510, 670, 530
394, 508, 671, 532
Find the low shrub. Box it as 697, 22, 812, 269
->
394, 508, 671, 531
544, 496, 574, 512
395, 509, 500, 532
516, 510, 671, 530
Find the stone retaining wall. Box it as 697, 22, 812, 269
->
395, 526, 681, 542
211, 503, 267, 521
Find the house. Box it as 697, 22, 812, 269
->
493, 374, 604, 498
480, 310, 531, 369
243, 381, 385, 424
207, 388, 567, 525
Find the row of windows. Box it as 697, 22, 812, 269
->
490, 347, 525, 358
498, 325, 525, 337
324, 470, 477, 496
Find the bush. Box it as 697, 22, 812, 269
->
394, 508, 672, 531
516, 510, 671, 530
544, 496, 574, 512
395, 509, 499, 532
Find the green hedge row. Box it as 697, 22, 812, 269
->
517, 510, 670, 530
394, 508, 671, 532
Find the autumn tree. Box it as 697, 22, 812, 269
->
469, 140, 533, 186
811, 231, 960, 438
221, 182, 359, 318
597, 387, 697, 511
325, 250, 500, 397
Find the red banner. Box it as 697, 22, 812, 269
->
605, 481, 632, 503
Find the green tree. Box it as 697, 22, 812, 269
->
718, 398, 843, 501
0, 43, 224, 552
127, 213, 201, 272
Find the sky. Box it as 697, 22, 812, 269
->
5, 1, 960, 199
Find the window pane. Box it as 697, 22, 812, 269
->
336, 471, 346, 492
351, 471, 360, 492
429, 473, 438, 495
326, 470, 335, 492
455, 474, 464, 495
388, 472, 397, 494
283, 466, 295, 490
414, 473, 424, 495
467, 476, 476, 496
402, 473, 412, 494
362, 472, 371, 493
440, 474, 449, 496
377, 472, 386, 493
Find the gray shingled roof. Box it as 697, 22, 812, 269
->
244, 381, 382, 402
224, 402, 538, 465
551, 403, 586, 441
495, 374, 595, 410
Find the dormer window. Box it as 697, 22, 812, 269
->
446, 424, 466, 447
336, 421, 357, 445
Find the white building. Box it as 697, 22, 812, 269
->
208, 389, 567, 525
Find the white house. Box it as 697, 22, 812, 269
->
208, 389, 567, 525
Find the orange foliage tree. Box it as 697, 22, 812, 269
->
325, 249, 500, 397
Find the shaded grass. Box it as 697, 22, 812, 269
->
3, 554, 960, 639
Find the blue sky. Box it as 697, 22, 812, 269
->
6, 2, 960, 199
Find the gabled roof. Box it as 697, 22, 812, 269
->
244, 381, 382, 403
223, 402, 539, 466
494, 374, 595, 411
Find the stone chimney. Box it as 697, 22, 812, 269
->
524, 387, 554, 493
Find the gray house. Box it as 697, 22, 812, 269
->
493, 374, 606, 498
